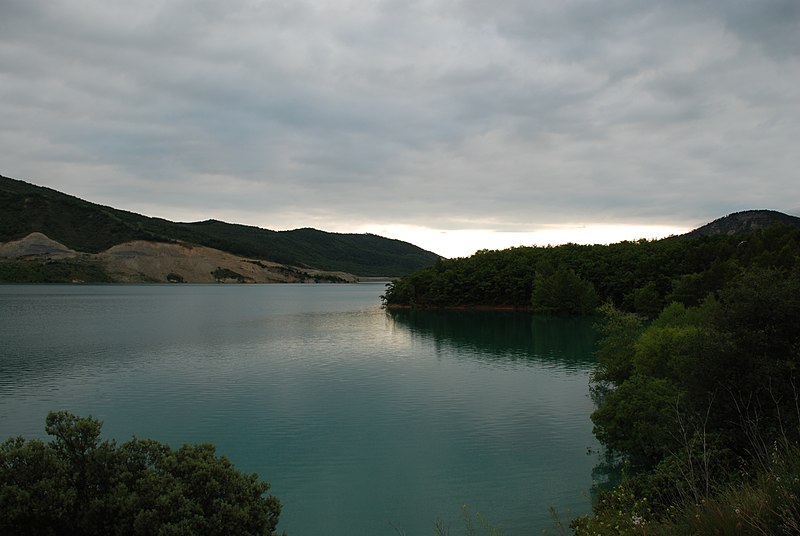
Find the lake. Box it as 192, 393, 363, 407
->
0, 283, 601, 535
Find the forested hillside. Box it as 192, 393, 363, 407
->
0, 174, 440, 276
383, 220, 800, 315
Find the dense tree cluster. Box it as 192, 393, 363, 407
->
383, 225, 800, 315
593, 267, 800, 467
532, 265, 598, 314
0, 412, 282, 536
574, 265, 800, 534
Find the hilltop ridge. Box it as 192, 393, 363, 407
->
684, 209, 800, 237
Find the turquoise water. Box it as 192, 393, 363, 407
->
0, 284, 600, 535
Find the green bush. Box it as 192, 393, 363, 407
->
0, 412, 282, 536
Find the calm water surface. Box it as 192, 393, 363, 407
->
0, 284, 600, 535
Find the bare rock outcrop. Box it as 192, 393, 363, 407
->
100, 240, 356, 283
0, 232, 79, 259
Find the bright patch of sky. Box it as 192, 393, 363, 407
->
352, 224, 692, 259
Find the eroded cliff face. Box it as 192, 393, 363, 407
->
0, 233, 357, 283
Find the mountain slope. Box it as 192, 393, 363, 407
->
0, 232, 359, 284
0, 174, 440, 276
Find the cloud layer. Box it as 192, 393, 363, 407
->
2, 0, 798, 252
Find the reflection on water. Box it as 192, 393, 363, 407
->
0, 284, 601, 536
387, 309, 598, 369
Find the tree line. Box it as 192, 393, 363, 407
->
382, 224, 800, 316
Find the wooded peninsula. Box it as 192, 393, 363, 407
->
385, 213, 800, 535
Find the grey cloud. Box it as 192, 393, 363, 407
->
703, 0, 800, 58
1, 0, 798, 238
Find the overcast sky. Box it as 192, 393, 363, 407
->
2, 0, 798, 257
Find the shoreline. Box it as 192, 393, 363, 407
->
385, 303, 532, 312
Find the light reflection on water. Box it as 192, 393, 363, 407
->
0, 284, 601, 535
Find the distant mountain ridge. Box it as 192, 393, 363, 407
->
684, 210, 800, 237
0, 174, 440, 277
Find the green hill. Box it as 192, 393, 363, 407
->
0, 174, 440, 277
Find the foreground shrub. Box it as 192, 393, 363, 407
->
0, 411, 282, 536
